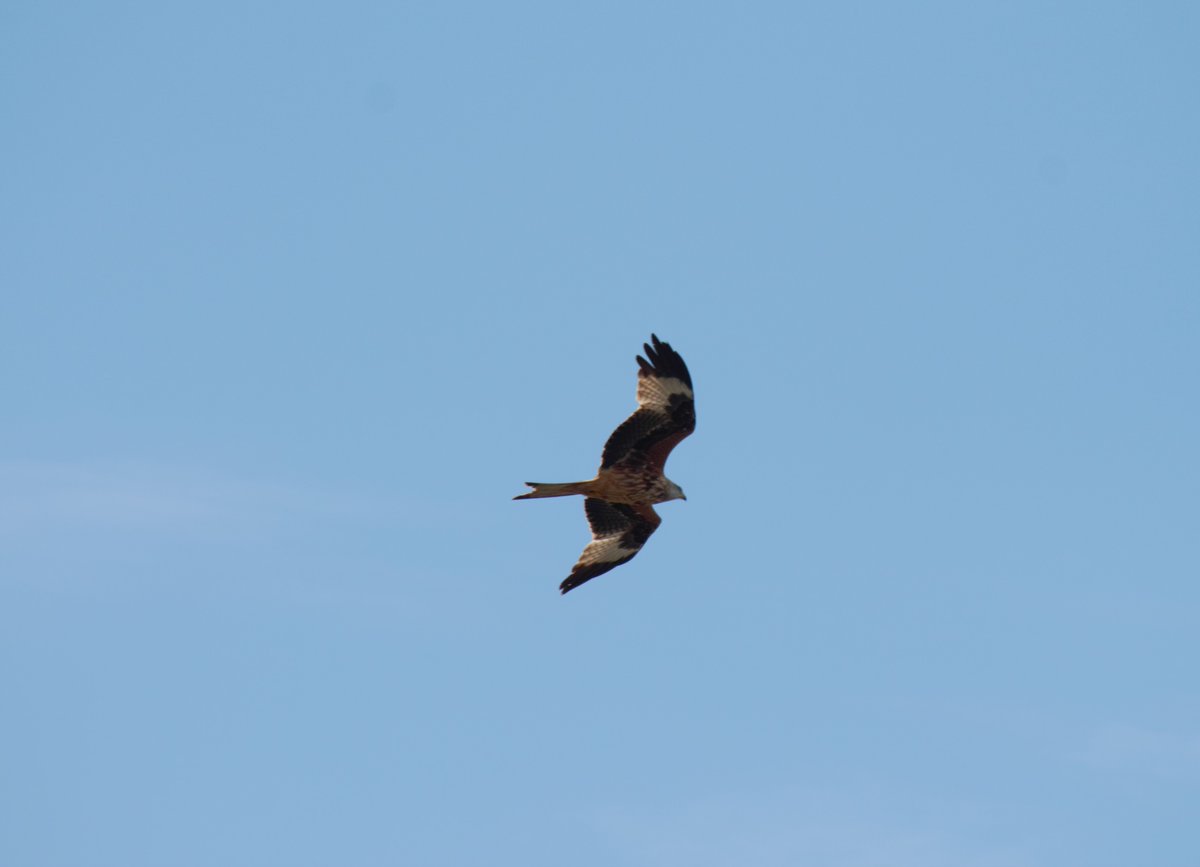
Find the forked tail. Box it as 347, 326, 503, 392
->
513, 481, 591, 500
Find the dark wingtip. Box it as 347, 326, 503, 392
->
635, 333, 692, 388
560, 569, 593, 593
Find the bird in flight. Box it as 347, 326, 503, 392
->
515, 334, 696, 594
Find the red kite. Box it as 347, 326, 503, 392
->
515, 334, 695, 593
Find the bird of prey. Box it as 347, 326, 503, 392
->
515, 334, 695, 594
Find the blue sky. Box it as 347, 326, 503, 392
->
3, 2, 1198, 865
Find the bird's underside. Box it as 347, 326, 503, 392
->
513, 468, 678, 507
515, 334, 695, 594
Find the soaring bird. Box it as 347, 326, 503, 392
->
515, 334, 695, 594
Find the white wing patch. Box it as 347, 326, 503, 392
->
637, 374, 693, 409
575, 535, 639, 571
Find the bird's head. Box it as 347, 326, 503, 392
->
665, 479, 687, 502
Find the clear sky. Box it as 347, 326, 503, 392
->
3, 2, 1198, 865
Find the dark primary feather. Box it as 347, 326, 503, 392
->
639, 332, 693, 389
600, 334, 696, 472
560, 499, 661, 594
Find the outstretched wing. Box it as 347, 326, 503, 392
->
600, 334, 696, 472
560, 499, 661, 594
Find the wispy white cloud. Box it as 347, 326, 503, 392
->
589, 785, 1036, 867
0, 460, 409, 538
1078, 723, 1200, 779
